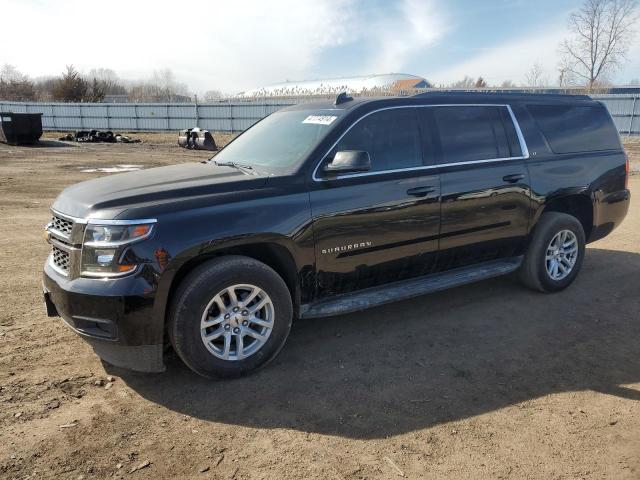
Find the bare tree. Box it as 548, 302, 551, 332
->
474, 76, 487, 88
446, 76, 475, 88
86, 68, 126, 95
559, 0, 638, 89
445, 76, 488, 89
1, 64, 27, 83
152, 69, 189, 100
85, 78, 106, 102
1, 64, 198, 102
128, 69, 191, 102
500, 80, 517, 88
558, 65, 571, 87
525, 62, 549, 87
0, 64, 35, 101
203, 90, 224, 102
33, 76, 57, 101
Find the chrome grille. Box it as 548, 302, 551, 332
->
51, 215, 74, 237
52, 245, 70, 274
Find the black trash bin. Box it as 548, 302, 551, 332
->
0, 112, 43, 145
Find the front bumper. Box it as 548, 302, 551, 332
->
43, 260, 165, 372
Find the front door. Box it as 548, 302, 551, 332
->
309, 107, 441, 299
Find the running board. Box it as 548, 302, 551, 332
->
300, 256, 523, 319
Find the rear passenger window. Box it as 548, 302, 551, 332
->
433, 106, 516, 164
526, 104, 620, 154
334, 108, 422, 172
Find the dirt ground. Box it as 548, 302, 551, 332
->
0, 133, 639, 480
624, 136, 640, 172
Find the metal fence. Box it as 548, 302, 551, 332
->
1, 94, 638, 135
0, 100, 297, 133
591, 95, 639, 136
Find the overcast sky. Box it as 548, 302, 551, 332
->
2, 0, 640, 94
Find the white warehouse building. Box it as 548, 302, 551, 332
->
238, 73, 430, 98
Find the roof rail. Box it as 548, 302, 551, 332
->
334, 92, 353, 105
411, 90, 592, 100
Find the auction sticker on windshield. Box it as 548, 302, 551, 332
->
303, 115, 338, 125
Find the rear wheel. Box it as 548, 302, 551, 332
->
519, 212, 586, 292
168, 256, 293, 379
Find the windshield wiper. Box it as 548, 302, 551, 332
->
213, 160, 256, 174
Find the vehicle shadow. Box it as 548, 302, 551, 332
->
116, 247, 640, 440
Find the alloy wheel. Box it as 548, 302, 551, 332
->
200, 284, 274, 361
545, 229, 579, 281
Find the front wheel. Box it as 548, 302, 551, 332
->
168, 256, 293, 379
519, 212, 586, 292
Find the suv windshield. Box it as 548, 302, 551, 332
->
211, 110, 342, 172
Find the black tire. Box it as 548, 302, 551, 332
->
168, 256, 293, 379
519, 212, 586, 292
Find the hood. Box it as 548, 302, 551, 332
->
52, 162, 268, 219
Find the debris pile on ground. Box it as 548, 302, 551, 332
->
178, 127, 217, 150
59, 130, 140, 143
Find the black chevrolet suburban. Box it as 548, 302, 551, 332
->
43, 92, 630, 378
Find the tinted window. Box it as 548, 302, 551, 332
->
417, 109, 439, 166
433, 106, 513, 164
527, 104, 620, 154
334, 108, 422, 172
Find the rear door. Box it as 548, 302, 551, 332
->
309, 107, 441, 298
425, 105, 532, 270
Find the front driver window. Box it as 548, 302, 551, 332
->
333, 108, 422, 172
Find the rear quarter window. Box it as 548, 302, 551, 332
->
526, 104, 621, 154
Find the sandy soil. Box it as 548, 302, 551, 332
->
0, 134, 639, 480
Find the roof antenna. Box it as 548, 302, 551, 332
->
334, 92, 353, 105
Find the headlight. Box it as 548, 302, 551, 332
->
84, 224, 153, 246
81, 222, 155, 277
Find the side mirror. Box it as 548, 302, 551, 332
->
323, 150, 371, 175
